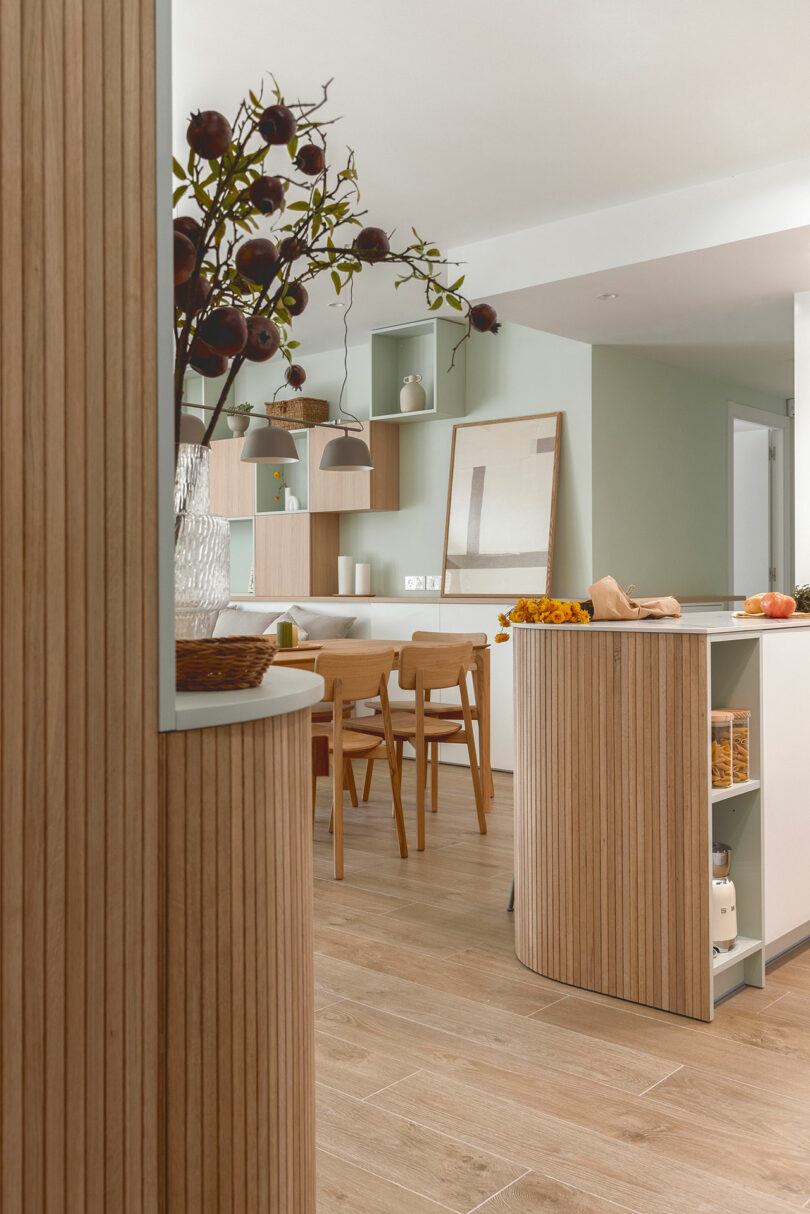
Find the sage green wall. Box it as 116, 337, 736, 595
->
238, 323, 594, 597
590, 347, 787, 595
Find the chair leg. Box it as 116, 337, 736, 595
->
430, 743, 439, 813
507, 877, 515, 912
333, 754, 344, 880
415, 739, 427, 852
424, 743, 430, 788
362, 758, 374, 801
312, 774, 317, 832
345, 758, 358, 807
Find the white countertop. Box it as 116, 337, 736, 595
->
174, 665, 324, 732
512, 611, 810, 637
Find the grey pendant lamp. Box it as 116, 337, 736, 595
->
240, 418, 299, 464
319, 427, 373, 471
178, 410, 207, 445
319, 279, 374, 472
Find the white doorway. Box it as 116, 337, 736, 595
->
729, 403, 793, 596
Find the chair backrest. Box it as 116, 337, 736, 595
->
411, 630, 487, 647
315, 645, 394, 704
398, 642, 473, 693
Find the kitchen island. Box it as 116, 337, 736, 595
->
512, 613, 810, 1021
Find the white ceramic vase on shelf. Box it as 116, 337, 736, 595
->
227, 412, 251, 436
337, 555, 353, 596
400, 373, 425, 413
284, 487, 300, 512
355, 563, 371, 596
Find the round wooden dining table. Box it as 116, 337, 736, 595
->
272, 637, 494, 799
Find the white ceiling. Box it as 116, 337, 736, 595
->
172, 0, 810, 390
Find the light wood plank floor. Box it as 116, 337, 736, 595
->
313, 761, 810, 1213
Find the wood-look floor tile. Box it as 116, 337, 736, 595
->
316, 1083, 526, 1213
315, 1029, 420, 1100
312, 876, 415, 916
369, 1070, 797, 1214
532, 995, 810, 1104
316, 1149, 454, 1213
646, 1065, 810, 1154
314, 926, 560, 1017
314, 955, 673, 1094
471, 1170, 634, 1213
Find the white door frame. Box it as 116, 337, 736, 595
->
727, 401, 794, 596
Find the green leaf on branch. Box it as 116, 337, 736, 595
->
287, 201, 309, 212
331, 270, 341, 294
172, 184, 188, 205
426, 248, 440, 258
430, 296, 444, 311
446, 295, 463, 310
172, 157, 187, 180
288, 135, 298, 157
449, 276, 465, 291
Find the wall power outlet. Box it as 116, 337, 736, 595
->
405, 575, 426, 591
426, 575, 441, 592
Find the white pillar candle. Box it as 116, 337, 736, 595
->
337, 554, 353, 596
355, 563, 371, 596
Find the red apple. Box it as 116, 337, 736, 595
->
760, 592, 796, 619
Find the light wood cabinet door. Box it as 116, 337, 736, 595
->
308, 421, 398, 513
208, 437, 256, 518
254, 513, 339, 597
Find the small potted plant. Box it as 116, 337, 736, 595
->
228, 400, 253, 437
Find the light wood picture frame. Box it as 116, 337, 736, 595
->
441, 412, 562, 598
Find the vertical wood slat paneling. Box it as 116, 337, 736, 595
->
514, 627, 711, 1021
161, 710, 316, 1214
0, 0, 160, 1207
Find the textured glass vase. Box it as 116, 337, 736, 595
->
174, 443, 230, 639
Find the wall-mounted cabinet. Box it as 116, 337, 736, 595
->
254, 513, 339, 598
370, 317, 466, 422
208, 436, 255, 518
308, 421, 399, 513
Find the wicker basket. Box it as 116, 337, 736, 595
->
176, 636, 277, 692
266, 397, 329, 431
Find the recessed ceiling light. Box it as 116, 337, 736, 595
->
596, 292, 619, 301
328, 300, 346, 309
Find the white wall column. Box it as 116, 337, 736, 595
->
794, 292, 810, 582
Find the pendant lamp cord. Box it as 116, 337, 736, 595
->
335, 278, 363, 432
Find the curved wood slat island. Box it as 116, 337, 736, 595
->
513, 614, 810, 1022
162, 666, 323, 1211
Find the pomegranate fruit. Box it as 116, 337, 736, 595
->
174, 231, 196, 285
258, 104, 297, 146
284, 282, 308, 316
279, 235, 305, 262
248, 175, 285, 215
196, 306, 247, 357
175, 273, 212, 315
761, 592, 796, 619
285, 364, 306, 390
294, 144, 325, 176
235, 238, 280, 286
174, 215, 203, 247
243, 317, 281, 362
469, 303, 500, 333
186, 110, 232, 160
352, 226, 389, 263
189, 337, 229, 378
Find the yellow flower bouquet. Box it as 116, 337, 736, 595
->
494, 596, 590, 642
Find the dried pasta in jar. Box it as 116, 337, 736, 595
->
728, 708, 751, 783
711, 710, 733, 788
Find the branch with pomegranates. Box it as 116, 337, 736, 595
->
173, 79, 500, 450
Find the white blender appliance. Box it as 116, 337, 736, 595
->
711, 841, 737, 952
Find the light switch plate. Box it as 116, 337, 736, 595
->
405, 575, 426, 591
426, 574, 441, 592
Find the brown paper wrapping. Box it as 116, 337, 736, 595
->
588, 575, 681, 620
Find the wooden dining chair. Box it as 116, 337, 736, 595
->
311, 700, 359, 805
361, 631, 487, 810
350, 641, 486, 850
312, 646, 407, 880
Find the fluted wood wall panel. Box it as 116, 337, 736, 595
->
0, 0, 160, 1207
514, 628, 711, 1021
160, 712, 316, 1214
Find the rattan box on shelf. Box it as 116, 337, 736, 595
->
266, 397, 329, 431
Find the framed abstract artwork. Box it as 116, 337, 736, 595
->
441, 412, 561, 598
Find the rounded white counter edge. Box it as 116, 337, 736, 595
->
511, 611, 810, 636
173, 666, 324, 732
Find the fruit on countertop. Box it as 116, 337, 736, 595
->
743, 592, 769, 614
760, 592, 796, 619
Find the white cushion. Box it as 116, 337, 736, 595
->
213, 606, 281, 637
288, 604, 356, 639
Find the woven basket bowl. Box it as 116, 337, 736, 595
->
176, 636, 277, 692
265, 397, 329, 431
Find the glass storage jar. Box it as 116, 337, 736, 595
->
728, 707, 751, 783
711, 710, 734, 788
